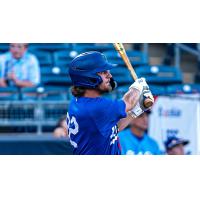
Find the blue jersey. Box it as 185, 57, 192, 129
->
67, 97, 127, 155
118, 129, 161, 155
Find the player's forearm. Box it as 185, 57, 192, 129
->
117, 114, 133, 132
123, 88, 140, 112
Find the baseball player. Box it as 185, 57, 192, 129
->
67, 51, 154, 155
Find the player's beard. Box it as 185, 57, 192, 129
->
97, 82, 112, 94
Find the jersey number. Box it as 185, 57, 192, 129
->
67, 113, 79, 148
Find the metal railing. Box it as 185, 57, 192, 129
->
0, 100, 69, 135
175, 43, 200, 69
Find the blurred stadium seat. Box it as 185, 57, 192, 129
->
29, 43, 70, 52
40, 66, 68, 76
135, 65, 183, 85
0, 87, 19, 100
0, 43, 9, 53
71, 43, 113, 52
41, 75, 72, 87
53, 50, 72, 67
20, 86, 69, 101
29, 50, 52, 66
149, 84, 167, 96
111, 67, 133, 86
166, 84, 200, 94
104, 50, 148, 66
114, 84, 167, 99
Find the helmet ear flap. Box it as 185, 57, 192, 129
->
110, 78, 117, 90
88, 76, 101, 88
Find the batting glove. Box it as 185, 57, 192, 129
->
128, 101, 144, 118
129, 77, 149, 95
128, 89, 154, 118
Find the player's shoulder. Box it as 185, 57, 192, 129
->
79, 96, 114, 105
88, 97, 124, 111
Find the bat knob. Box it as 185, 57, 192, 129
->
144, 98, 154, 108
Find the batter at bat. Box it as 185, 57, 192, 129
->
67, 50, 154, 155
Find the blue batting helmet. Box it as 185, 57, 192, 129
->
69, 51, 116, 88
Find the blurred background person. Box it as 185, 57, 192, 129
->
164, 136, 189, 155
53, 115, 68, 138
119, 111, 161, 155
0, 43, 40, 88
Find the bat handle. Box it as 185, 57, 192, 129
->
144, 98, 154, 108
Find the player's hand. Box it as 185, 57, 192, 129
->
129, 77, 149, 95
128, 90, 154, 118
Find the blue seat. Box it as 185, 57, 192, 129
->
104, 50, 148, 66
21, 86, 69, 100
110, 67, 133, 86
114, 75, 133, 86
40, 66, 68, 76
149, 84, 167, 96
116, 84, 167, 98
41, 86, 69, 100
0, 87, 19, 100
53, 50, 72, 67
110, 66, 130, 76
29, 50, 52, 66
72, 43, 114, 52
166, 84, 200, 94
41, 75, 72, 86
135, 65, 183, 85
29, 43, 70, 52
0, 43, 9, 53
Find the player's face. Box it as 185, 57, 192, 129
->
167, 144, 185, 155
10, 43, 27, 59
97, 70, 112, 92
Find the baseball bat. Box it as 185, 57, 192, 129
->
113, 43, 153, 108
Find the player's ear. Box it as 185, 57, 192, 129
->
110, 78, 117, 90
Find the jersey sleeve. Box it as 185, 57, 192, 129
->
89, 98, 127, 138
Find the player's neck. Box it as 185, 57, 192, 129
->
84, 89, 101, 98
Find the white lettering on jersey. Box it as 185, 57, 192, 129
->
110, 125, 118, 145
67, 112, 79, 148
